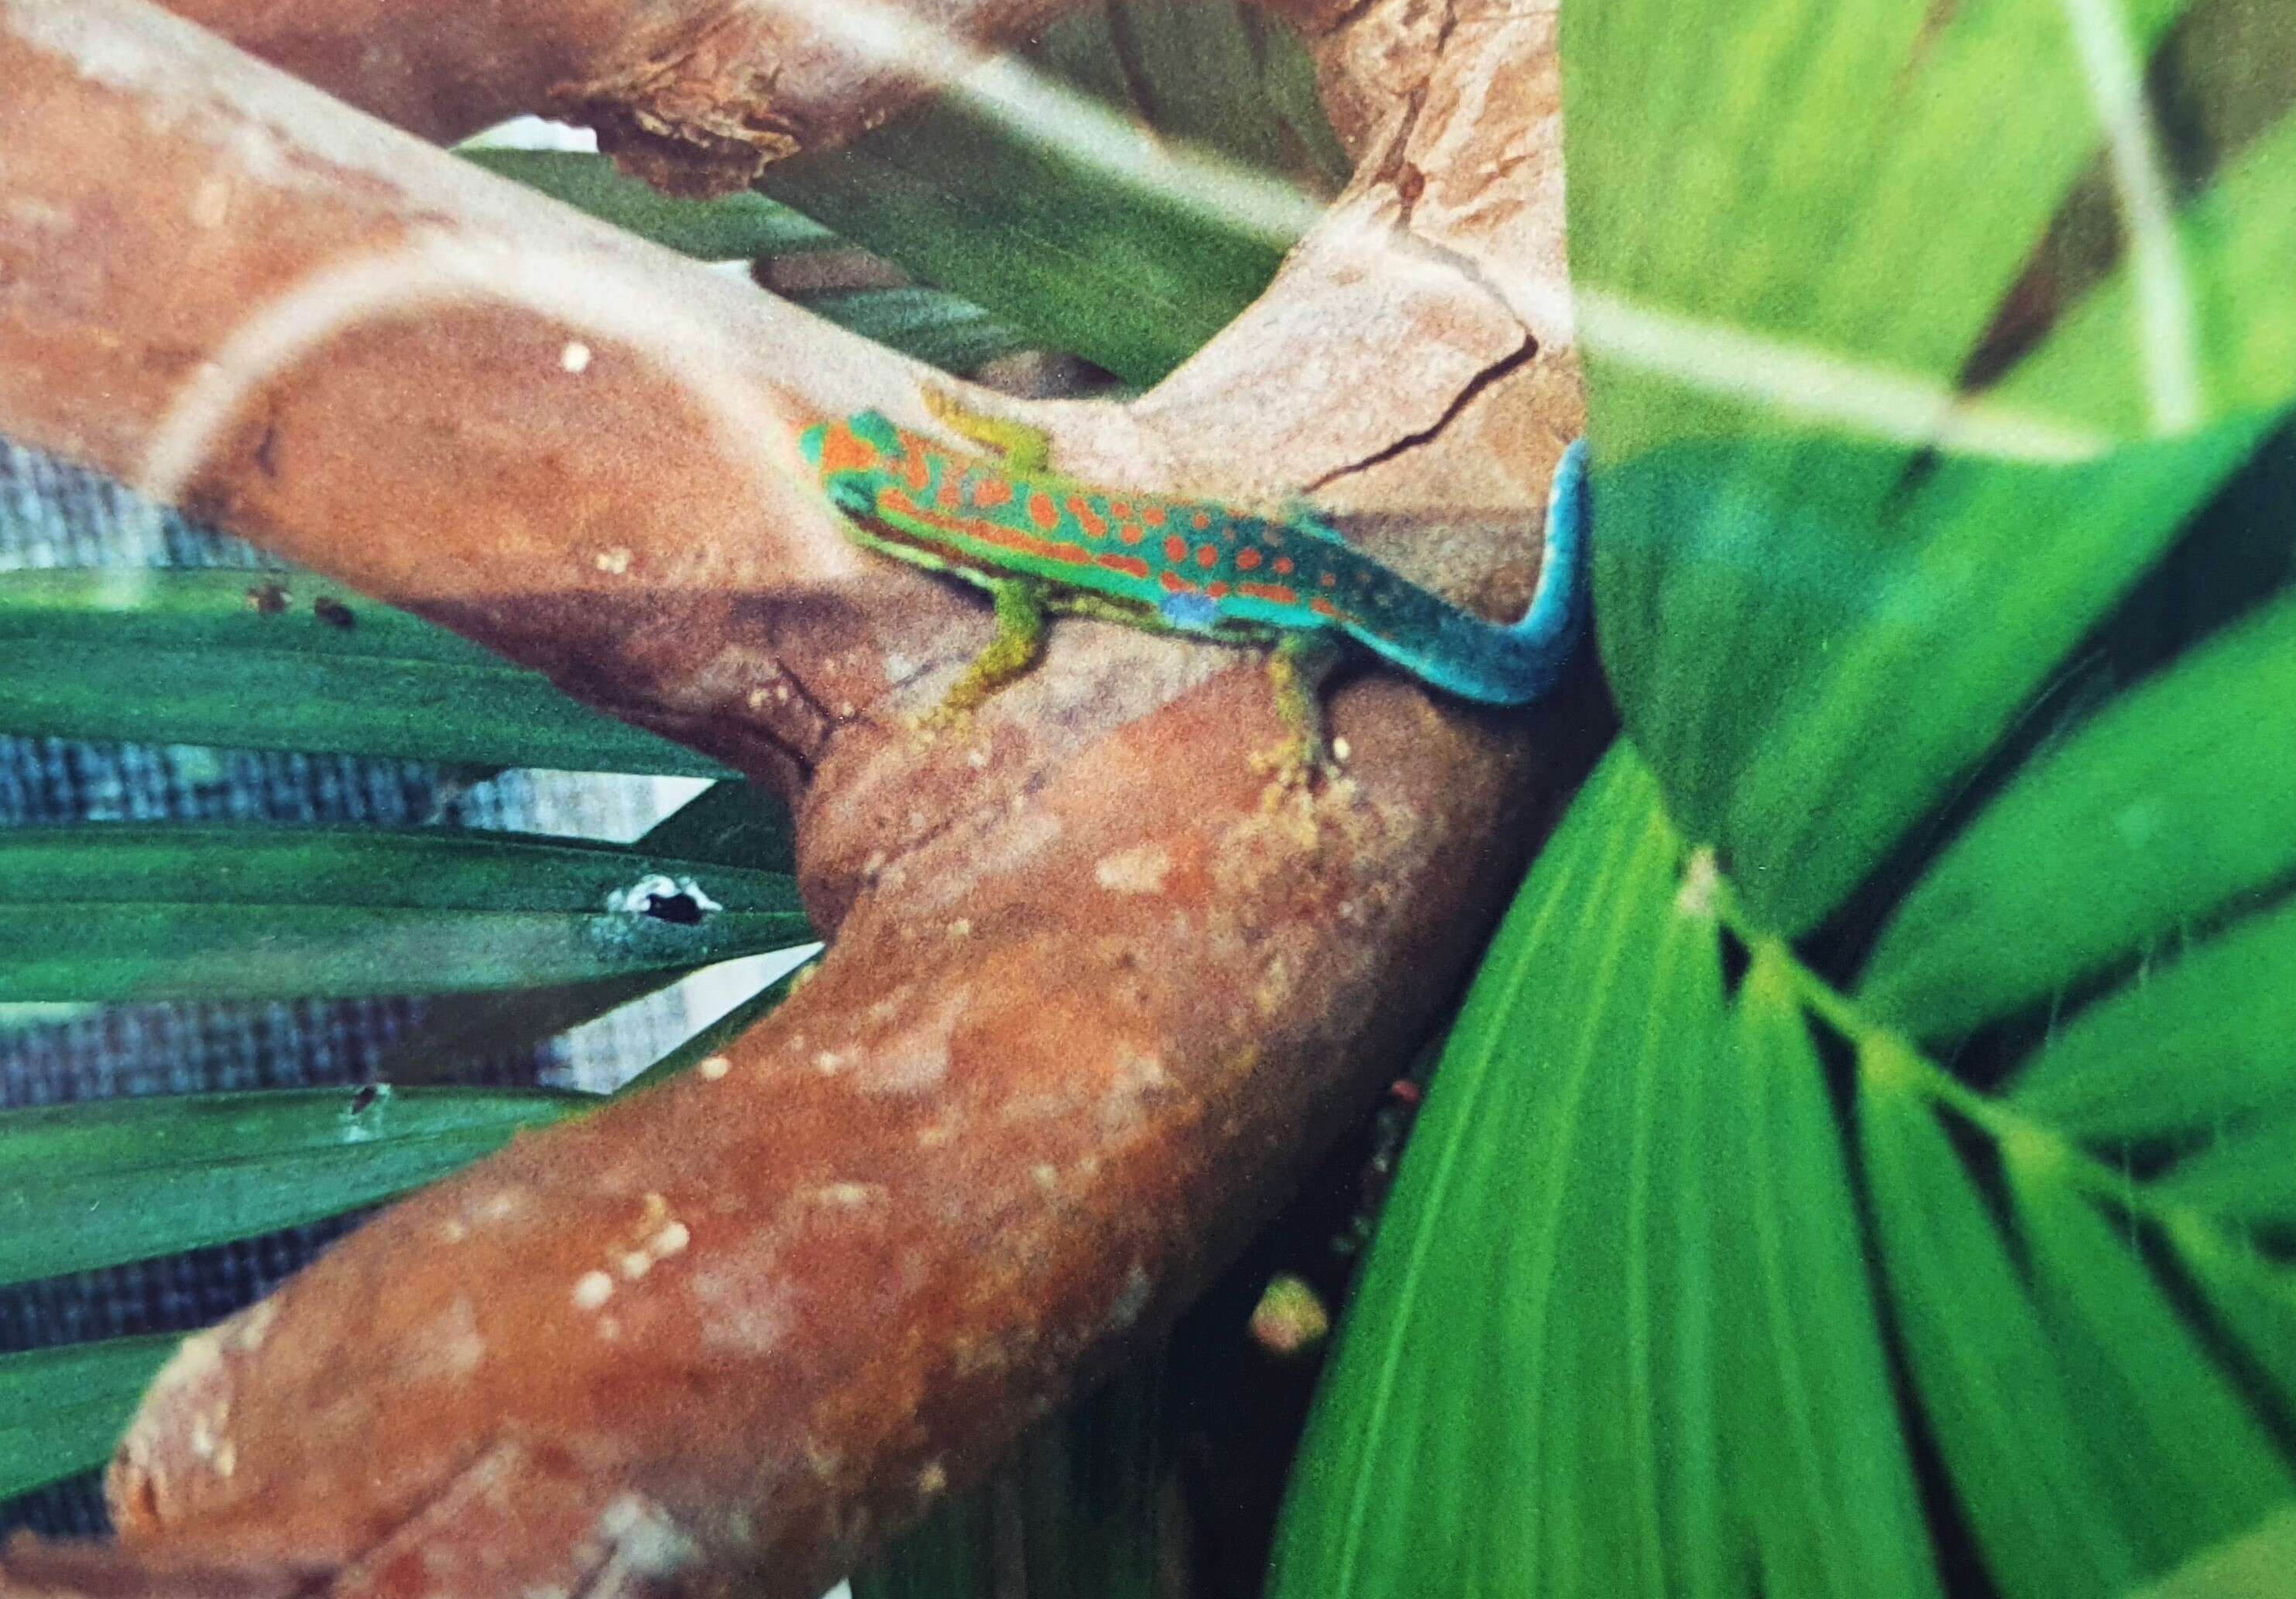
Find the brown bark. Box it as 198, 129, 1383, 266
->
0, 0, 1591, 1594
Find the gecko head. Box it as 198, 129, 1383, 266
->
848, 410, 905, 455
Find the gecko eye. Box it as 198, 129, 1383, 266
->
825, 477, 877, 518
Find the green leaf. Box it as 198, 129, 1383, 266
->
376, 781, 805, 1085
1858, 1047, 2140, 1599
1862, 588, 2296, 1036
457, 148, 839, 259
2125, 1505, 2296, 1599
0, 1335, 179, 1501
2006, 893, 2296, 1141
757, 1, 1337, 384
1565, 0, 2196, 456
796, 288, 1028, 375
1594, 417, 2270, 939
0, 569, 732, 775
1717, 949, 1937, 1599
0, 1085, 582, 1285
0, 825, 809, 1000
1273, 747, 1742, 1599
2005, 1134, 2292, 1570
2148, 1113, 2296, 1223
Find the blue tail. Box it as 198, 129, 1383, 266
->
1344, 437, 1591, 705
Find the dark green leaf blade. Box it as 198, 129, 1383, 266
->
0, 1336, 179, 1501
0, 570, 732, 775
758, 2, 1335, 384
458, 149, 839, 259
0, 825, 809, 1000
797, 288, 1028, 376
1858, 1046, 2139, 1599
0, 1086, 581, 1285
1862, 586, 2296, 1038
1594, 419, 2264, 936
1717, 949, 1938, 1599
2004, 1138, 2294, 1570
377, 780, 805, 1084
2006, 894, 2296, 1141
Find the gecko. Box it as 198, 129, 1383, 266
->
798, 390, 1588, 780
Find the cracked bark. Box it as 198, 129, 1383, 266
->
0, 0, 1596, 1594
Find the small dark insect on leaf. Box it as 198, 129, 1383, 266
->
313, 596, 356, 629
641, 890, 707, 925
245, 582, 290, 615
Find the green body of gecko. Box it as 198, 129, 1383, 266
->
798, 396, 1587, 759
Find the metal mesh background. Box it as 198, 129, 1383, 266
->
0, 435, 692, 1537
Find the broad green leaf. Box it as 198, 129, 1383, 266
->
0, 1085, 581, 1285
1717, 949, 1937, 1599
1565, 0, 2195, 457
1570, 0, 2296, 938
2003, 1134, 2293, 1569
0, 1335, 178, 1501
1858, 1046, 2140, 1599
378, 780, 804, 1084
0, 569, 732, 775
1994, 93, 2296, 433
2149, 1115, 2296, 1223
2171, 1217, 2296, 1423
2006, 892, 2296, 1140
1593, 418, 2263, 935
1862, 587, 2296, 1036
0, 825, 809, 1000
758, 1, 1337, 384
797, 288, 1028, 375
2126, 1505, 2296, 1599
1272, 747, 1739, 1599
457, 149, 838, 259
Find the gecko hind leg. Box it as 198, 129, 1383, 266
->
921, 385, 1052, 473
1251, 632, 1345, 796
919, 575, 1049, 736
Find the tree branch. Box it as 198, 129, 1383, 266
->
0, 1, 1591, 1593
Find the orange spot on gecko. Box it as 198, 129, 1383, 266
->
938, 479, 963, 510
1141, 506, 1166, 528
816, 424, 879, 477
1109, 501, 1132, 519
1069, 497, 1108, 538
1309, 597, 1341, 619
1320, 571, 1338, 588
1097, 553, 1151, 579
1273, 557, 1295, 575
1237, 582, 1298, 605
1116, 522, 1145, 545
882, 488, 1089, 567
1194, 544, 1220, 569
1206, 581, 1230, 599
902, 451, 932, 492
973, 478, 1014, 509
1236, 547, 1264, 572
1192, 510, 1213, 530
1159, 570, 1193, 594
1028, 491, 1060, 531
1162, 536, 1189, 564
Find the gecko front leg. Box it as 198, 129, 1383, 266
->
918, 574, 1049, 736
